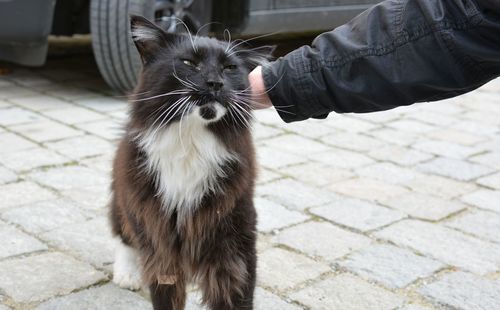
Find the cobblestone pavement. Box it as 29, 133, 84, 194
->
1, 53, 500, 310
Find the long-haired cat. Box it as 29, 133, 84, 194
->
110, 15, 272, 310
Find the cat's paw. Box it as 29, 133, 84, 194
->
113, 241, 143, 291
113, 268, 143, 290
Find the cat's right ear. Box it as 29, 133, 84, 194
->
130, 15, 176, 64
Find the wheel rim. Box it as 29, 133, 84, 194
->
154, 0, 199, 33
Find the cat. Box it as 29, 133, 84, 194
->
110, 15, 273, 310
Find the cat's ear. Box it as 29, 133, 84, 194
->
130, 15, 177, 64
238, 45, 276, 71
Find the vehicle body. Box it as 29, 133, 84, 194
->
0, 0, 380, 92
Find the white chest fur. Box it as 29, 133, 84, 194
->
137, 113, 235, 217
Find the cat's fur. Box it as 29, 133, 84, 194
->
110, 15, 272, 310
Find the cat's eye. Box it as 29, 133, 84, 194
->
182, 59, 197, 67
224, 64, 237, 70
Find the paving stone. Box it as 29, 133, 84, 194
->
40, 217, 114, 268
59, 185, 110, 212
255, 197, 308, 233
289, 273, 405, 310
461, 189, 500, 213
445, 209, 500, 243
417, 157, 494, 181
408, 111, 457, 126
0, 133, 38, 154
256, 167, 282, 184
417, 99, 464, 115
0, 222, 47, 259
0, 147, 70, 172
356, 162, 418, 185
45, 135, 114, 159
1, 199, 91, 234
450, 120, 498, 136
272, 221, 371, 260
366, 127, 417, 146
0, 107, 44, 126
379, 193, 466, 221
0, 181, 57, 209
257, 248, 330, 291
0, 86, 38, 99
375, 220, 500, 275
8, 95, 71, 111
324, 115, 378, 133
419, 272, 500, 310
254, 287, 302, 310
29, 165, 109, 191
36, 284, 150, 310
75, 119, 125, 140
387, 119, 437, 134
263, 134, 331, 156
405, 173, 476, 199
11, 120, 83, 142
257, 146, 306, 169
281, 162, 354, 187
0, 252, 106, 303
321, 132, 384, 152
352, 109, 401, 123
412, 140, 481, 159
0, 305, 9, 310
329, 178, 410, 202
470, 152, 500, 169
399, 305, 433, 310
477, 172, 500, 190
0, 167, 16, 184
310, 197, 405, 231
74, 96, 126, 112
253, 122, 283, 140
309, 149, 374, 169
258, 179, 334, 211
79, 152, 115, 174
41, 106, 107, 124
338, 244, 444, 289
426, 129, 485, 146
368, 145, 433, 166
44, 85, 100, 101
281, 119, 334, 138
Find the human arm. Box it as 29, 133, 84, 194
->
251, 0, 500, 122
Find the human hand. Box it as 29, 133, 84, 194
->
248, 66, 273, 110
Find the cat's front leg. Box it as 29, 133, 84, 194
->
113, 240, 143, 290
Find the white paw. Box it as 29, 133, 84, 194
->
113, 241, 143, 291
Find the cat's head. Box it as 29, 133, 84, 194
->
129, 15, 274, 132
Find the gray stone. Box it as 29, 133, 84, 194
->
461, 189, 500, 213
321, 132, 383, 152
0, 147, 70, 172
289, 274, 405, 310
329, 178, 410, 202
338, 244, 444, 289
310, 197, 405, 231
0, 107, 44, 126
74, 96, 126, 112
40, 217, 115, 268
0, 167, 16, 184
324, 115, 378, 133
1, 199, 91, 234
0, 181, 57, 209
417, 157, 494, 181
258, 179, 334, 211
0, 252, 106, 303
450, 120, 498, 136
45, 135, 114, 160
257, 146, 305, 169
0, 133, 38, 154
0, 305, 9, 310
74, 119, 124, 141
0, 222, 47, 259
281, 162, 354, 187
257, 248, 330, 291
445, 209, 500, 243
405, 173, 476, 199
368, 145, 433, 166
356, 162, 419, 185
41, 106, 106, 124
412, 140, 481, 159
379, 193, 466, 221
9, 95, 71, 111
254, 288, 302, 310
272, 221, 371, 260
477, 172, 500, 190
59, 185, 110, 212
256, 167, 282, 184
0, 85, 38, 99
11, 120, 83, 142
426, 129, 485, 146
470, 152, 500, 169
29, 165, 109, 191
79, 152, 115, 174
308, 149, 374, 169
387, 119, 437, 134
375, 220, 500, 275
419, 272, 500, 310
409, 111, 457, 126
255, 197, 308, 233
36, 284, 151, 310
281, 119, 334, 138
263, 134, 331, 156
366, 128, 416, 146
253, 122, 283, 140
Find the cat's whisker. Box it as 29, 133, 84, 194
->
150, 96, 188, 132
224, 29, 232, 53
226, 31, 281, 55
229, 101, 252, 129
150, 96, 190, 139
234, 96, 296, 115
172, 71, 199, 91
158, 96, 192, 132
174, 17, 197, 53
131, 90, 191, 102
178, 100, 195, 154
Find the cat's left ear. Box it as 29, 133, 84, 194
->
238, 45, 276, 71
130, 15, 177, 64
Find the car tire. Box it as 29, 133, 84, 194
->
90, 0, 212, 93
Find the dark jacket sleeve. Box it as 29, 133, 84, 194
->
263, 0, 500, 122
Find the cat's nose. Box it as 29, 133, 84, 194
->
206, 80, 223, 91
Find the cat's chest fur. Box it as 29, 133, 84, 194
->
137, 116, 235, 216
